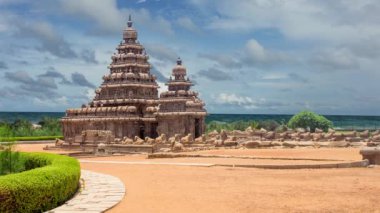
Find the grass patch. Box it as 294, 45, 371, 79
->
0, 135, 63, 142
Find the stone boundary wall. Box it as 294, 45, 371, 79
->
217, 160, 369, 169
148, 153, 342, 162
148, 153, 369, 169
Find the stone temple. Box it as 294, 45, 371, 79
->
61, 16, 206, 142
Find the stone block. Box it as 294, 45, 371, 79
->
283, 141, 297, 148
244, 141, 261, 148
360, 147, 380, 165
328, 141, 349, 148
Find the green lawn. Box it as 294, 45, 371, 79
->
0, 136, 63, 142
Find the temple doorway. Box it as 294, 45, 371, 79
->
194, 118, 200, 138
150, 122, 158, 138
139, 124, 145, 139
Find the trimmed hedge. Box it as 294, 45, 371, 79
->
0, 135, 63, 142
0, 152, 80, 212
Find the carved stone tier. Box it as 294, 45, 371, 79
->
165, 81, 193, 86
156, 112, 207, 116
92, 99, 159, 105
100, 84, 158, 89
62, 117, 157, 122
108, 63, 151, 69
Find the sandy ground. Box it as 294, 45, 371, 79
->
14, 143, 74, 154
188, 148, 363, 161
16, 144, 380, 212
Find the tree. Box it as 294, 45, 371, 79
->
287, 111, 333, 132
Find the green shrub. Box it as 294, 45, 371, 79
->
0, 152, 80, 212
206, 120, 261, 133
0, 141, 25, 175
275, 124, 288, 133
0, 118, 63, 138
287, 111, 333, 132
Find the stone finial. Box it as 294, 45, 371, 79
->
176, 57, 182, 65
127, 14, 133, 28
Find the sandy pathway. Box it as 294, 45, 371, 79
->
15, 144, 380, 212
82, 163, 380, 213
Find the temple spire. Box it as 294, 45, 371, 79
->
176, 57, 182, 65
127, 14, 133, 28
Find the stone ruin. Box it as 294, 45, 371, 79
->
51, 127, 380, 155
60, 15, 206, 146
360, 147, 380, 165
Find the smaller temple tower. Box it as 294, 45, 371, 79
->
157, 58, 207, 138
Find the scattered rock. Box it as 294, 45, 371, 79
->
194, 134, 206, 143
145, 137, 155, 144
298, 141, 314, 147
283, 142, 297, 148
315, 128, 323, 133
134, 136, 145, 145
271, 141, 282, 146
172, 142, 184, 152
345, 137, 362, 142
244, 141, 261, 148
296, 128, 306, 133
180, 134, 193, 144
349, 142, 366, 147
259, 141, 272, 147
55, 139, 65, 146
328, 141, 349, 148
224, 141, 238, 146
155, 134, 167, 144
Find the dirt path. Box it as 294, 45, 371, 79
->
82, 162, 380, 213
16, 144, 380, 212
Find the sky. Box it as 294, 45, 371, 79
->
0, 0, 380, 115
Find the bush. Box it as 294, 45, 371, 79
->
0, 141, 25, 175
0, 118, 63, 138
206, 120, 261, 133
0, 152, 80, 212
287, 111, 333, 132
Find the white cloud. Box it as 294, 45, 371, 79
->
245, 39, 266, 62
196, 0, 380, 43
60, 0, 123, 33
214, 93, 289, 110
59, 0, 174, 35
145, 43, 178, 62
215, 93, 261, 109
85, 89, 95, 101
157, 82, 166, 95
176, 17, 200, 33
311, 47, 359, 70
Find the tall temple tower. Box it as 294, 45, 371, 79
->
157, 58, 206, 138
61, 16, 206, 141
62, 15, 160, 139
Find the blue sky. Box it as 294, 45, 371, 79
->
0, 0, 380, 115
